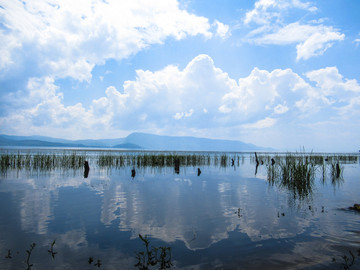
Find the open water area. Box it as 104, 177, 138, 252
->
0, 148, 359, 269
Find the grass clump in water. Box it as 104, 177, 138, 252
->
267, 154, 316, 200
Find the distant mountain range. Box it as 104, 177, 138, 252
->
0, 133, 272, 151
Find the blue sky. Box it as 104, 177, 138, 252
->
1, 0, 360, 151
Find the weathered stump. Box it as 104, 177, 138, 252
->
84, 161, 90, 178
174, 159, 180, 174
131, 168, 136, 178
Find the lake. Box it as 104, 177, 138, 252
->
0, 149, 359, 269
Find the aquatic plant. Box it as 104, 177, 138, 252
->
26, 242, 36, 270
0, 152, 87, 172
333, 249, 360, 270
97, 152, 234, 169
5, 249, 12, 259
48, 240, 57, 259
266, 154, 316, 200
134, 234, 172, 270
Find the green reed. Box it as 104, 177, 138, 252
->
265, 152, 359, 200
0, 152, 87, 172
267, 154, 318, 200
97, 153, 225, 168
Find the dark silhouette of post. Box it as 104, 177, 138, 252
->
197, 168, 201, 176
271, 158, 275, 165
131, 168, 136, 178
254, 152, 259, 175
174, 158, 180, 174
336, 163, 341, 178
84, 161, 90, 178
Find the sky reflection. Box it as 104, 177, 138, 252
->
0, 154, 359, 269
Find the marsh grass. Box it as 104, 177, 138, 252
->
1, 150, 358, 180
97, 152, 233, 168
266, 154, 315, 199
1, 151, 240, 172
0, 152, 86, 173
265, 153, 356, 200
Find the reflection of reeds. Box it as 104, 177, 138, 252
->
135, 234, 172, 270
26, 243, 36, 270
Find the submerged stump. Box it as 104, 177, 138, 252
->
174, 159, 180, 174
131, 168, 136, 178
84, 161, 90, 178
349, 204, 360, 212
336, 163, 341, 178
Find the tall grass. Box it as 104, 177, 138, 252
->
97, 152, 231, 168
265, 152, 355, 200
1, 151, 239, 172
0, 152, 86, 172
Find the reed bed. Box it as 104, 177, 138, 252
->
0, 150, 358, 176
0, 152, 86, 171
264, 152, 357, 199
0, 151, 239, 172
98, 153, 230, 168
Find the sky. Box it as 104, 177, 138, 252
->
0, 0, 360, 152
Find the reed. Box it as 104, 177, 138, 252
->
97, 152, 229, 168
0, 152, 87, 172
267, 154, 316, 199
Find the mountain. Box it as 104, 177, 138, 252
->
113, 143, 143, 149
122, 132, 270, 151
0, 136, 87, 148
0, 133, 272, 151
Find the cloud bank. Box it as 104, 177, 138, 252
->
0, 0, 214, 81
1, 54, 359, 151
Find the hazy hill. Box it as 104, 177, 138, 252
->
0, 133, 271, 151
122, 132, 268, 151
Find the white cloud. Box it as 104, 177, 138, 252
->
242, 117, 277, 129
219, 67, 308, 120
295, 29, 344, 60
1, 54, 359, 151
306, 67, 360, 93
173, 109, 194, 120
213, 20, 230, 39
244, 1, 344, 60
274, 104, 289, 114
244, 0, 317, 25
0, 0, 214, 81
248, 22, 344, 61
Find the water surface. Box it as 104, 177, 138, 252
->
0, 150, 359, 269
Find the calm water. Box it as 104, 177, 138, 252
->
0, 150, 359, 269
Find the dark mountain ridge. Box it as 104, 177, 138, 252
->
0, 133, 272, 151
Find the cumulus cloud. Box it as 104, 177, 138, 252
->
244, 0, 344, 60
213, 20, 231, 38
1, 54, 359, 151
0, 0, 214, 81
219, 67, 308, 120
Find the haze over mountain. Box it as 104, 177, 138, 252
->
0, 133, 271, 151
